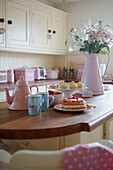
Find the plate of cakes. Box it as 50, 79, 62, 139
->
49, 81, 86, 90
48, 81, 87, 100
54, 96, 96, 112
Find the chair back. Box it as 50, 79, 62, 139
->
0, 140, 113, 170
0, 149, 63, 170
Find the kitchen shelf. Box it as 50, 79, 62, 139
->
59, 78, 113, 84
0, 79, 112, 92
58, 78, 80, 82
0, 79, 64, 92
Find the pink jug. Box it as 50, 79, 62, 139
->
81, 51, 110, 95
5, 76, 38, 110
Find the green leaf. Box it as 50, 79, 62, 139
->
96, 43, 110, 53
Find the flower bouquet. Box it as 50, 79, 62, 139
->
67, 19, 113, 95
68, 19, 113, 54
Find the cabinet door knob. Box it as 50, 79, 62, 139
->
8, 20, 12, 24
0, 18, 5, 23
48, 29, 51, 33
53, 30, 56, 34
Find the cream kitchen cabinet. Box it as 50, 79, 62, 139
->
32, 4, 67, 55
0, 0, 5, 47
59, 125, 104, 149
32, 5, 51, 52
6, 0, 31, 49
104, 118, 113, 141
51, 8, 67, 54
0, 0, 68, 55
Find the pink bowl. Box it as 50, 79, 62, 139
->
49, 93, 63, 107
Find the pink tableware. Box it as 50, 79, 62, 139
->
5, 76, 38, 110
48, 90, 63, 106
81, 51, 110, 95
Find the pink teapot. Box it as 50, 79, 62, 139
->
5, 76, 38, 110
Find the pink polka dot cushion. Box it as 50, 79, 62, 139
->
62, 142, 113, 170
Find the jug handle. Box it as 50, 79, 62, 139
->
100, 51, 110, 81
30, 85, 39, 93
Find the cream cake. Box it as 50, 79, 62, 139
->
49, 84, 58, 89
62, 96, 87, 109
60, 83, 68, 89
77, 82, 84, 88
70, 83, 78, 89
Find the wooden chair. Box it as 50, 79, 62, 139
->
0, 139, 113, 170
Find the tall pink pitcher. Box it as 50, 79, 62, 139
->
81, 51, 110, 95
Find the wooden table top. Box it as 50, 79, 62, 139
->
0, 85, 113, 140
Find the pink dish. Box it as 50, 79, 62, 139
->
49, 93, 63, 107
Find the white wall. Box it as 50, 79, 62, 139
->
55, 0, 113, 79
0, 52, 55, 70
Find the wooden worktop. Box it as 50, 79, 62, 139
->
0, 79, 64, 91
0, 85, 113, 140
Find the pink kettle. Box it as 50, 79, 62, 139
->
5, 76, 38, 110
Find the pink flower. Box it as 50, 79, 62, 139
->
102, 38, 105, 43
68, 19, 113, 53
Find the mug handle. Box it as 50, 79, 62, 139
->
30, 85, 39, 94
49, 95, 54, 107
37, 98, 44, 113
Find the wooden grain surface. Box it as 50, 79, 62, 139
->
0, 85, 113, 139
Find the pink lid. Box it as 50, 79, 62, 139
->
16, 76, 28, 86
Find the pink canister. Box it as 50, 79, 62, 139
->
7, 69, 14, 82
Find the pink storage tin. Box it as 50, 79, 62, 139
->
0, 71, 7, 83
7, 69, 14, 82
14, 67, 35, 82
77, 63, 85, 80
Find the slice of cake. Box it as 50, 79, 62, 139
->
62, 96, 87, 109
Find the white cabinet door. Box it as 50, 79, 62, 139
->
104, 118, 113, 141
0, 0, 68, 55
109, 119, 113, 141
6, 0, 31, 49
80, 125, 103, 144
0, 0, 5, 47
32, 7, 51, 52
52, 9, 67, 54
32, 6, 67, 54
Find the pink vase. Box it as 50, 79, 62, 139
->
81, 51, 110, 95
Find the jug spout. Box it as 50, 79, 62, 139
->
5, 87, 14, 105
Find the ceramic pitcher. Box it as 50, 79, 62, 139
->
81, 51, 110, 95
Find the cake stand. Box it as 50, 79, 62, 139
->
48, 87, 87, 100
